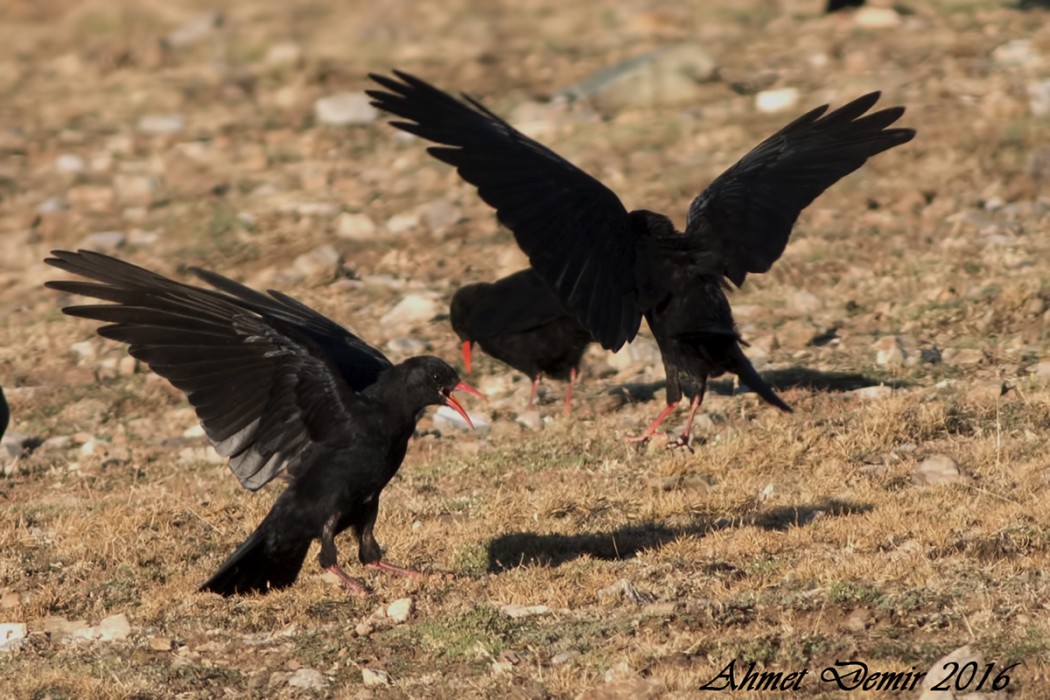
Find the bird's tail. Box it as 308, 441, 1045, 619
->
199, 517, 312, 597
729, 344, 793, 413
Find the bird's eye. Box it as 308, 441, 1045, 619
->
432, 372, 440, 382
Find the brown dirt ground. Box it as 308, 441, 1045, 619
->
2, 0, 1050, 698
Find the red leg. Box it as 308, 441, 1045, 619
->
677, 393, 703, 446
625, 402, 679, 443
326, 564, 368, 596
563, 367, 576, 416
366, 560, 423, 578
526, 375, 541, 411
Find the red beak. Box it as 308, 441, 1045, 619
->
442, 381, 484, 430
461, 340, 472, 374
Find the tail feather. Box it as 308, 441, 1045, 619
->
199, 519, 311, 596
729, 344, 793, 413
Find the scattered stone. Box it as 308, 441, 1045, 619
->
852, 6, 902, 29
354, 620, 375, 637
560, 44, 717, 112
38, 195, 68, 214
336, 212, 378, 240
265, 42, 303, 68
380, 294, 439, 328
787, 288, 824, 314
597, 579, 656, 605
113, 174, 157, 207
79, 231, 127, 252
914, 454, 964, 486
873, 335, 905, 367
287, 668, 328, 690
385, 597, 414, 623
314, 92, 377, 126
1029, 360, 1050, 380
1, 592, 21, 608
94, 614, 131, 642
849, 385, 893, 400
148, 636, 172, 652
1029, 79, 1050, 117
755, 87, 800, 114
55, 154, 86, 174
500, 604, 551, 619
433, 406, 491, 435
844, 608, 870, 633
386, 212, 420, 234
161, 11, 223, 49
361, 668, 391, 687
418, 198, 461, 232
606, 336, 661, 372
516, 410, 543, 431
943, 347, 984, 367
0, 623, 27, 653
293, 244, 342, 280
991, 39, 1042, 69
550, 650, 580, 666
137, 114, 184, 136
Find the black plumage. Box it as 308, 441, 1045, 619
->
45, 250, 480, 596
0, 385, 8, 442
450, 269, 593, 414
368, 72, 915, 442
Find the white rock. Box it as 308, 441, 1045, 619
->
418, 199, 461, 231
0, 623, 27, 653
1028, 79, 1050, 117
918, 646, 1003, 700
287, 668, 328, 690
849, 385, 893, 400
1029, 360, 1050, 379
162, 11, 222, 49
914, 454, 964, 486
380, 294, 439, 328
336, 212, 378, 240
516, 410, 543, 431
80, 231, 127, 252
433, 406, 491, 435
992, 39, 1042, 69
265, 42, 303, 67
113, 174, 157, 206
386, 337, 428, 355
852, 6, 901, 29
386, 212, 420, 234
56, 154, 86, 174
787, 289, 824, 314
70, 340, 98, 361
362, 668, 392, 687
550, 650, 580, 666
873, 336, 905, 368
500, 603, 551, 619
293, 244, 341, 280
755, 87, 800, 114
314, 92, 377, 126
94, 613, 130, 642
386, 597, 414, 623
607, 337, 661, 372
137, 114, 184, 135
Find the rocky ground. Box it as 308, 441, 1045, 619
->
2, 0, 1050, 698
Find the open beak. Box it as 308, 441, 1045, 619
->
461, 340, 472, 374
442, 381, 484, 430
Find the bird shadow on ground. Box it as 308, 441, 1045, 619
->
601, 367, 906, 408
486, 498, 872, 572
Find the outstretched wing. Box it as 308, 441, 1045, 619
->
368, 70, 643, 351
45, 250, 392, 491
686, 92, 915, 286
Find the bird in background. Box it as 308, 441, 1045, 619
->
450, 268, 593, 415
368, 71, 915, 445
45, 250, 481, 596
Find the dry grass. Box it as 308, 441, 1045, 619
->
2, 0, 1050, 698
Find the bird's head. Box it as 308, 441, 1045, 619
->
401, 356, 483, 428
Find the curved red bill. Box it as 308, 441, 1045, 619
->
461, 340, 472, 374
442, 380, 484, 431
454, 380, 484, 399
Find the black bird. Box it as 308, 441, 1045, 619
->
368, 72, 914, 444
0, 385, 8, 442
45, 250, 481, 596
450, 269, 593, 415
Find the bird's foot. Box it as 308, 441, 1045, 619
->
326, 564, 369, 596
664, 432, 694, 453
624, 429, 658, 444
366, 560, 423, 579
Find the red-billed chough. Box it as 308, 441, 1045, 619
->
451, 268, 593, 415
45, 250, 481, 596
368, 72, 915, 444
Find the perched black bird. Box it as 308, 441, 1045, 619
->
368, 72, 914, 443
451, 269, 593, 415
0, 385, 8, 442
45, 250, 481, 596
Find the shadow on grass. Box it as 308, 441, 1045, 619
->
486, 499, 873, 572
604, 367, 907, 407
